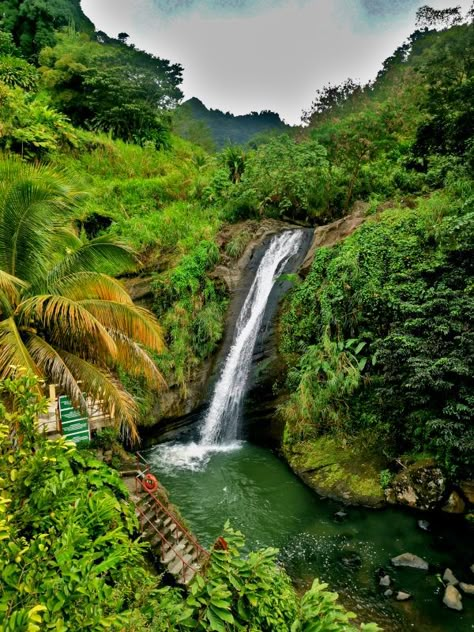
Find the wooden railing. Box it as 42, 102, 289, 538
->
135, 451, 210, 581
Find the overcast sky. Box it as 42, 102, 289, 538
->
80, 0, 471, 124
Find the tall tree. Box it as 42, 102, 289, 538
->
0, 158, 165, 441
0, 0, 94, 58
40, 30, 183, 147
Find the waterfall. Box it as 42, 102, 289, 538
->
200, 229, 304, 445
152, 229, 305, 470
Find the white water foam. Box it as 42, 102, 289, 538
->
153, 229, 305, 470
149, 440, 243, 472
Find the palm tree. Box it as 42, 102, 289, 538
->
0, 158, 165, 442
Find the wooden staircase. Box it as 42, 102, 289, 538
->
134, 456, 209, 584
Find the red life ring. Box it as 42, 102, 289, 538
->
143, 473, 158, 493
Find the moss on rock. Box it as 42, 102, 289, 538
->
283, 435, 386, 508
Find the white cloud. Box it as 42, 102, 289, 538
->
80, 0, 472, 124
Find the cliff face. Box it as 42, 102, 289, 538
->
134, 210, 367, 446
244, 208, 367, 446
130, 219, 307, 443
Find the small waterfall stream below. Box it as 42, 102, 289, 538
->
148, 230, 473, 631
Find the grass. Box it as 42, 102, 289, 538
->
53, 131, 220, 262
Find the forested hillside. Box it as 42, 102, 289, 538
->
0, 0, 472, 629
278, 10, 474, 495
174, 97, 289, 149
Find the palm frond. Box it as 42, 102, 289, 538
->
50, 272, 134, 305
0, 159, 84, 285
0, 289, 14, 318
25, 334, 87, 411
79, 300, 165, 353
17, 295, 117, 358
0, 269, 27, 307
46, 236, 138, 284
0, 317, 40, 380
111, 331, 167, 389
58, 350, 140, 443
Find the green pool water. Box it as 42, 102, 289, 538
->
146, 441, 474, 631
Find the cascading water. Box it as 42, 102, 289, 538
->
153, 229, 305, 469
200, 229, 304, 445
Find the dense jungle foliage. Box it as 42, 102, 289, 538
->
0, 0, 473, 628
279, 10, 474, 478
0, 374, 379, 631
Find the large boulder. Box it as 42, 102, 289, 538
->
460, 583, 474, 595
443, 585, 462, 611
442, 491, 466, 514
459, 480, 474, 504
385, 460, 446, 510
391, 553, 429, 570
284, 436, 386, 508
443, 568, 459, 585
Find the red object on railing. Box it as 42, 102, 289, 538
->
143, 473, 158, 492
135, 476, 210, 561
214, 536, 228, 551
135, 451, 210, 562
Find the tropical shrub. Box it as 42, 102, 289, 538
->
0, 374, 148, 631
177, 525, 380, 631
229, 135, 331, 221
151, 240, 227, 390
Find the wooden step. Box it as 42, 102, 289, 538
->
162, 548, 178, 564
168, 553, 194, 577
181, 566, 197, 585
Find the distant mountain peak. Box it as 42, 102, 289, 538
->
177, 98, 288, 149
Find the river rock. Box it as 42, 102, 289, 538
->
341, 551, 362, 568
379, 574, 391, 587
417, 519, 430, 531
396, 591, 411, 601
334, 510, 348, 519
471, 564, 474, 574
459, 583, 474, 595
384, 589, 393, 597
442, 491, 466, 514
443, 585, 463, 611
385, 460, 446, 511
443, 568, 459, 585
459, 480, 474, 504
391, 553, 429, 570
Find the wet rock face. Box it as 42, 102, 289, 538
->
459, 480, 474, 503
299, 204, 367, 276
385, 460, 446, 511
442, 490, 466, 514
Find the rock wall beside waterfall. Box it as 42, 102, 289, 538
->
244, 207, 368, 446
128, 219, 309, 442
135, 209, 369, 444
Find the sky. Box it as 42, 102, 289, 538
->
80, 0, 471, 124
